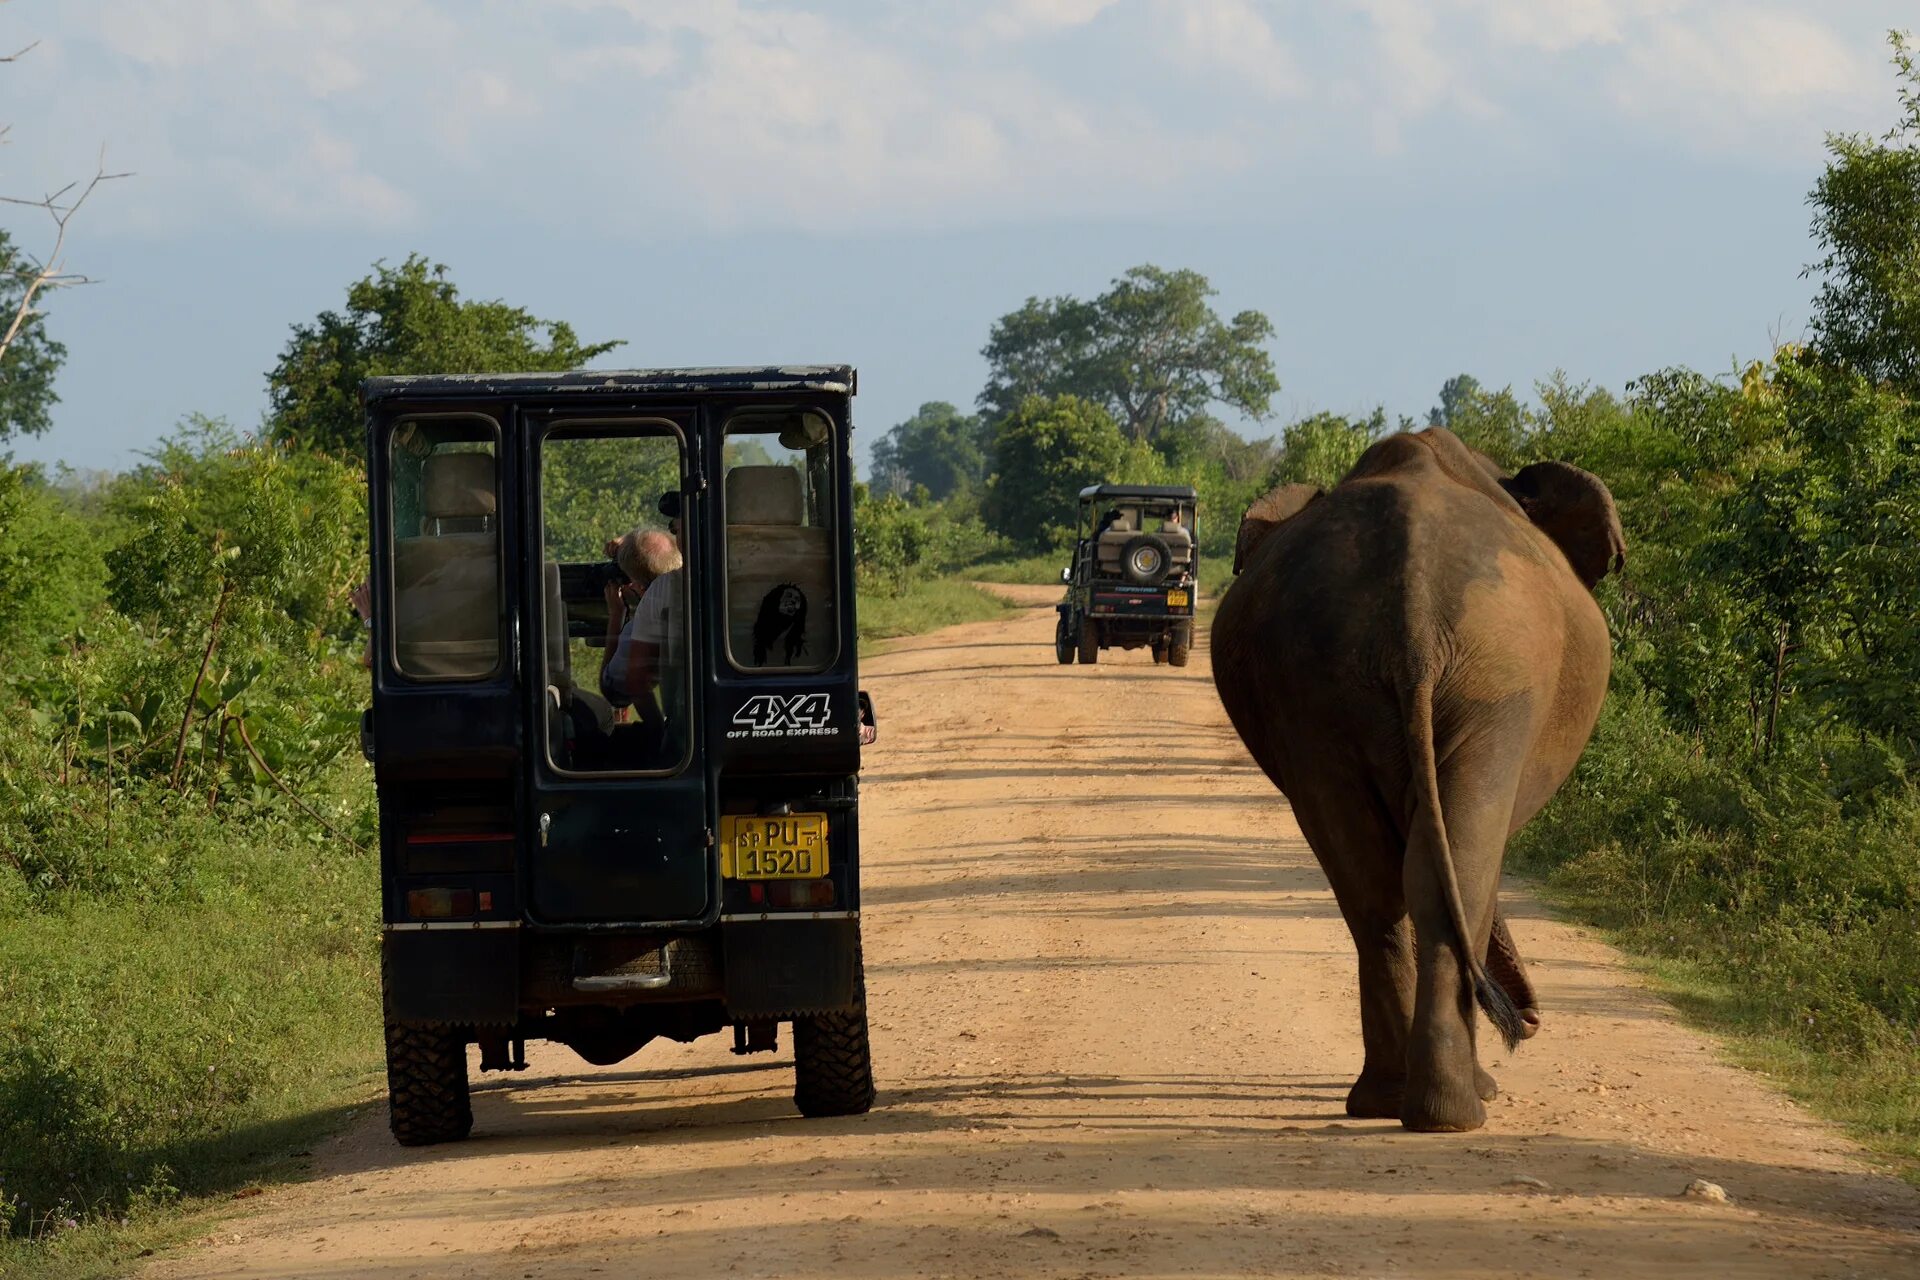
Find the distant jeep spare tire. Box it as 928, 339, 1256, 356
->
1121, 534, 1173, 586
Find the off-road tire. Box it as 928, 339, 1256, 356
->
1055, 614, 1076, 664
1168, 626, 1192, 668
793, 945, 876, 1117
1120, 533, 1173, 586
385, 1023, 473, 1147
1151, 642, 1168, 664
1077, 617, 1099, 665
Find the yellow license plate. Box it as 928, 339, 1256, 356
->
1166, 590, 1189, 607
720, 813, 829, 879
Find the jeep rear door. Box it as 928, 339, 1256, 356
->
521, 410, 714, 926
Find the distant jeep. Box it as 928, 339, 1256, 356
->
1055, 483, 1198, 667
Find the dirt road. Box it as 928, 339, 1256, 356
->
153, 587, 1920, 1279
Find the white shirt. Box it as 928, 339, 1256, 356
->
602, 571, 676, 697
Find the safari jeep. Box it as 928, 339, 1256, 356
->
1056, 483, 1198, 667
362, 367, 876, 1146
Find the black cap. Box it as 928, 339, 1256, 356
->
658, 490, 681, 519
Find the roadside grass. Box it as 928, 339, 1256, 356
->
857, 575, 1014, 655
956, 553, 1067, 586
1510, 693, 1920, 1183
0, 785, 383, 1278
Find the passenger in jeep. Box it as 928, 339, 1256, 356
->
601, 528, 681, 724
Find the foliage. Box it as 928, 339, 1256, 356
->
0, 415, 379, 1248
0, 228, 67, 442
869, 401, 989, 500
1264, 410, 1383, 491
0, 464, 104, 650
1809, 33, 1920, 391
853, 486, 1005, 595
978, 265, 1278, 446
980, 395, 1142, 552
539, 434, 680, 562
265, 255, 622, 456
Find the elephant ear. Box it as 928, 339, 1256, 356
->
1499, 461, 1626, 590
1233, 484, 1323, 575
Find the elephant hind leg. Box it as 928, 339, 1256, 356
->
1487, 912, 1542, 1039
1400, 719, 1531, 1133
1286, 783, 1416, 1121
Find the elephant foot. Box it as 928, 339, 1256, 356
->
1344, 1072, 1404, 1120
1400, 1076, 1487, 1133
1475, 1065, 1499, 1102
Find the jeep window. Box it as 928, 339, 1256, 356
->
538, 422, 690, 775
721, 409, 838, 673
387, 416, 502, 681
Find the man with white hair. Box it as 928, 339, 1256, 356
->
601, 527, 682, 724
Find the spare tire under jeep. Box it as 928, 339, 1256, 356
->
1121, 533, 1173, 586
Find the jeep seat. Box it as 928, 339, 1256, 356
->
725, 465, 834, 668
392, 451, 499, 678
1158, 518, 1195, 568
1094, 509, 1139, 574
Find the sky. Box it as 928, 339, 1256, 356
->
2, 0, 1912, 477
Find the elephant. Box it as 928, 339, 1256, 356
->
1211, 427, 1625, 1132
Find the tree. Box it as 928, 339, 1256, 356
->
1426, 374, 1482, 430
979, 265, 1278, 447
981, 395, 1130, 551
869, 402, 988, 500
1, 26, 125, 385
266, 255, 622, 455
1808, 33, 1920, 391
0, 229, 64, 442
1426, 374, 1528, 467
1266, 410, 1383, 491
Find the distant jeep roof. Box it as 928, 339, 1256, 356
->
1078, 483, 1198, 502
362, 365, 856, 404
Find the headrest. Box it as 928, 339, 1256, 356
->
423, 452, 496, 519
726, 465, 803, 526
1105, 510, 1136, 533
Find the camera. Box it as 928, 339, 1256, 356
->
581, 559, 628, 593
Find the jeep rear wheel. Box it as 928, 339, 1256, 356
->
1168, 626, 1192, 668
1077, 617, 1099, 664
794, 950, 876, 1117
1055, 614, 1076, 664
385, 1023, 472, 1146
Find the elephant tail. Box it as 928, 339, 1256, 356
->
1405, 679, 1528, 1052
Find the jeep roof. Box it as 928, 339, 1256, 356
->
1077, 483, 1198, 502
362, 365, 857, 403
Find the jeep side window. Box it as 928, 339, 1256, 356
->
721, 410, 837, 673
538, 423, 690, 775
388, 417, 502, 681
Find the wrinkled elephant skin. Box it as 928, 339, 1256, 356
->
1211, 428, 1622, 1132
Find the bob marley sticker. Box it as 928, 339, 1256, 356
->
752, 583, 808, 665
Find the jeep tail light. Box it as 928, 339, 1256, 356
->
771, 879, 835, 909
407, 887, 477, 918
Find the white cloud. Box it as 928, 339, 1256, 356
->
0, 0, 1909, 242
1610, 7, 1877, 137
974, 0, 1123, 42
1160, 0, 1304, 102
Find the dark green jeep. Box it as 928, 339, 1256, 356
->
362, 367, 877, 1145
1056, 483, 1199, 667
